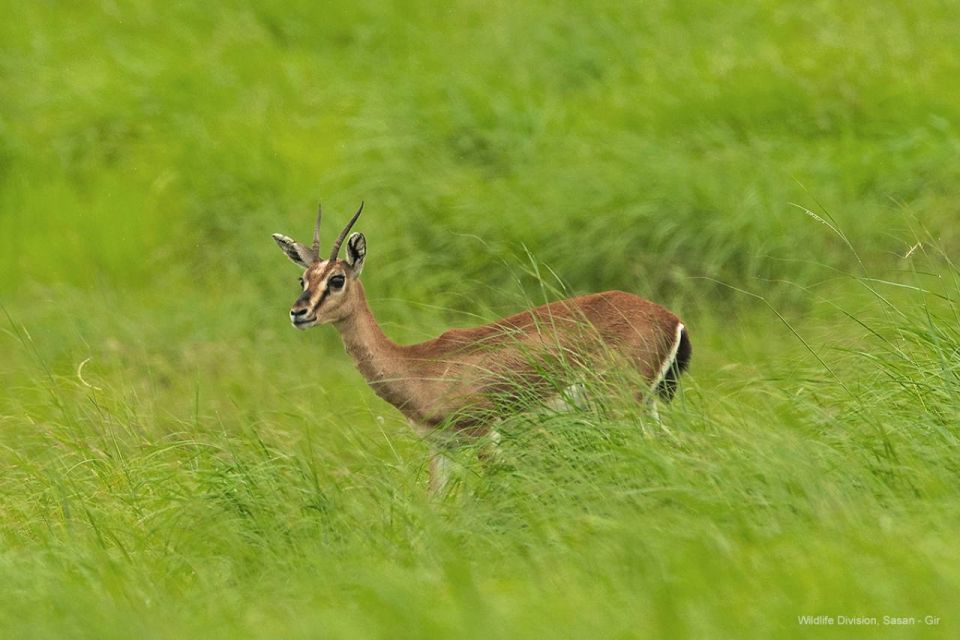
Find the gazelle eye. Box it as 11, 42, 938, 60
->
329, 275, 345, 290
298, 277, 305, 288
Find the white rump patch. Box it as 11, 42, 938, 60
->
650, 322, 685, 394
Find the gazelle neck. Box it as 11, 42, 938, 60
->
333, 281, 406, 399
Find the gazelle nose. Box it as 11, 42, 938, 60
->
290, 308, 308, 318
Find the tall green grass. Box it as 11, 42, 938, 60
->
3, 0, 960, 303
2, 245, 958, 638
2, 0, 960, 638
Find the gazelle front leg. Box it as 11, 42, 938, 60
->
410, 419, 455, 496
430, 429, 501, 495
426, 426, 502, 496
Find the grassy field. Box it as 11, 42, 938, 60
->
2, 1, 959, 638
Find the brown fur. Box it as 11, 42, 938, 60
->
333, 281, 684, 432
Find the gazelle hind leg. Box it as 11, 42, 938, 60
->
634, 390, 673, 438
648, 398, 661, 424
642, 394, 680, 442
429, 450, 454, 496
544, 381, 589, 413
477, 427, 502, 467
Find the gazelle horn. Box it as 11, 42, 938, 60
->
310, 203, 322, 260
329, 201, 364, 261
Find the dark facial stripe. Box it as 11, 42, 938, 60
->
309, 262, 343, 315
309, 287, 330, 316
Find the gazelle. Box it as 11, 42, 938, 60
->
273, 203, 691, 493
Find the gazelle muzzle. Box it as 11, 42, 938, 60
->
290, 291, 316, 327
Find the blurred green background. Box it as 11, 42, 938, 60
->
2, 1, 959, 638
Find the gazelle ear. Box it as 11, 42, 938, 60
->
272, 233, 315, 268
345, 232, 366, 277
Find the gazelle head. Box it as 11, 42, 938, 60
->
272, 202, 367, 329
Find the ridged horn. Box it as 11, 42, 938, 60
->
310, 202, 322, 259
329, 201, 364, 261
